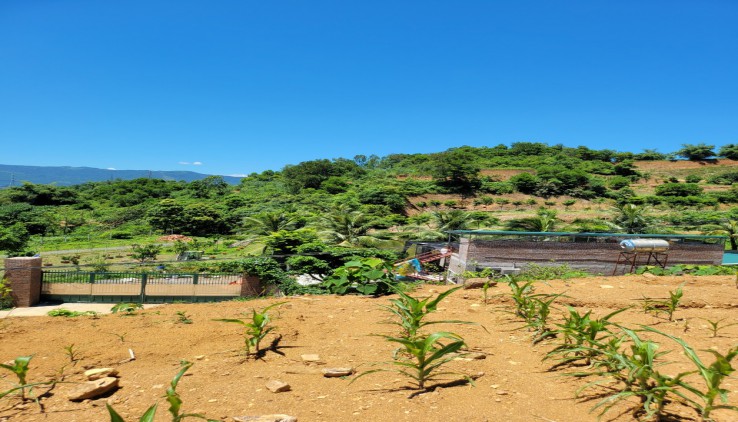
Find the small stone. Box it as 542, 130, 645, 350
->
322, 367, 354, 377
265, 380, 291, 393
464, 278, 497, 289
233, 415, 297, 422
600, 285, 614, 289
68, 377, 119, 401
194, 355, 206, 360
84, 368, 119, 381
497, 390, 509, 395
300, 354, 321, 362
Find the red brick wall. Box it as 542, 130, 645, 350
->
5, 257, 42, 307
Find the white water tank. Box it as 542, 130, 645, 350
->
619, 239, 670, 253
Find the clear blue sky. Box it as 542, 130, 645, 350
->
1, 1, 737, 177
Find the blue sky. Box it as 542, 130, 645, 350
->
1, 1, 737, 177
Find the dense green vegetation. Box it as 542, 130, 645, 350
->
1, 143, 737, 271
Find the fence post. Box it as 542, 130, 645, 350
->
240, 273, 263, 297
4, 257, 43, 307
140, 273, 147, 303
192, 273, 199, 302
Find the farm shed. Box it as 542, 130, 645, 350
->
445, 231, 726, 278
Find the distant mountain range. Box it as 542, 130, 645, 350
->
0, 164, 244, 187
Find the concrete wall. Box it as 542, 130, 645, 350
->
4, 257, 42, 307
458, 238, 724, 276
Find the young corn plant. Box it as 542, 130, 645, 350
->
545, 307, 628, 369
175, 311, 193, 325
578, 327, 690, 421
0, 356, 53, 402
214, 302, 286, 357
382, 285, 478, 338
354, 286, 479, 392
522, 294, 562, 344
107, 361, 217, 422
701, 318, 738, 338
352, 331, 471, 391
641, 284, 684, 321
644, 327, 738, 420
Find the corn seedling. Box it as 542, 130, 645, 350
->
353, 331, 471, 391
107, 361, 217, 422
701, 318, 738, 338
175, 311, 193, 325
111, 302, 144, 315
644, 327, 738, 420
214, 302, 286, 356
63, 344, 82, 365
0, 355, 54, 402
577, 327, 690, 420
640, 284, 684, 321
382, 286, 478, 338
521, 294, 562, 344
545, 307, 628, 368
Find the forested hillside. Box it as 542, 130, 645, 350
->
2, 142, 738, 262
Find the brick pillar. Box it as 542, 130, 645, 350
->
240, 274, 263, 297
4, 257, 42, 307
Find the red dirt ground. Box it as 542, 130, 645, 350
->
1, 275, 737, 422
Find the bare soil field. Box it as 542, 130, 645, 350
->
1, 275, 737, 422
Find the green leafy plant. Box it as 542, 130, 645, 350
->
0, 277, 13, 310
644, 327, 738, 420
640, 284, 684, 321
322, 258, 396, 295
63, 344, 82, 365
382, 286, 479, 338
577, 327, 689, 420
701, 318, 738, 338
214, 302, 286, 356
47, 308, 98, 317
353, 331, 471, 391
0, 355, 53, 402
111, 302, 144, 315
354, 286, 480, 392
545, 307, 628, 368
107, 361, 217, 422
175, 311, 193, 325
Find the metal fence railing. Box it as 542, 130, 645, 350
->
41, 271, 244, 303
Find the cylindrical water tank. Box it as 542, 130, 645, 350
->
619, 239, 670, 253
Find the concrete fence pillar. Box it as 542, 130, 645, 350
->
4, 257, 42, 307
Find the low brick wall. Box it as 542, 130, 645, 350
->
463, 239, 724, 275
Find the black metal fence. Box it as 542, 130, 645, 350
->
41, 271, 245, 303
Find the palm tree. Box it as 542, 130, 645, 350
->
238, 210, 300, 252
504, 208, 558, 232
242, 211, 298, 236
316, 206, 377, 246
611, 203, 655, 234
703, 220, 738, 250
432, 210, 479, 232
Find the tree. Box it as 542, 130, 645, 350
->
703, 220, 738, 251
718, 144, 738, 160
676, 143, 716, 161
130, 244, 162, 263
654, 183, 703, 197
0, 223, 30, 255
430, 149, 481, 195
316, 206, 377, 246
504, 208, 558, 232
612, 203, 656, 234
432, 210, 479, 232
